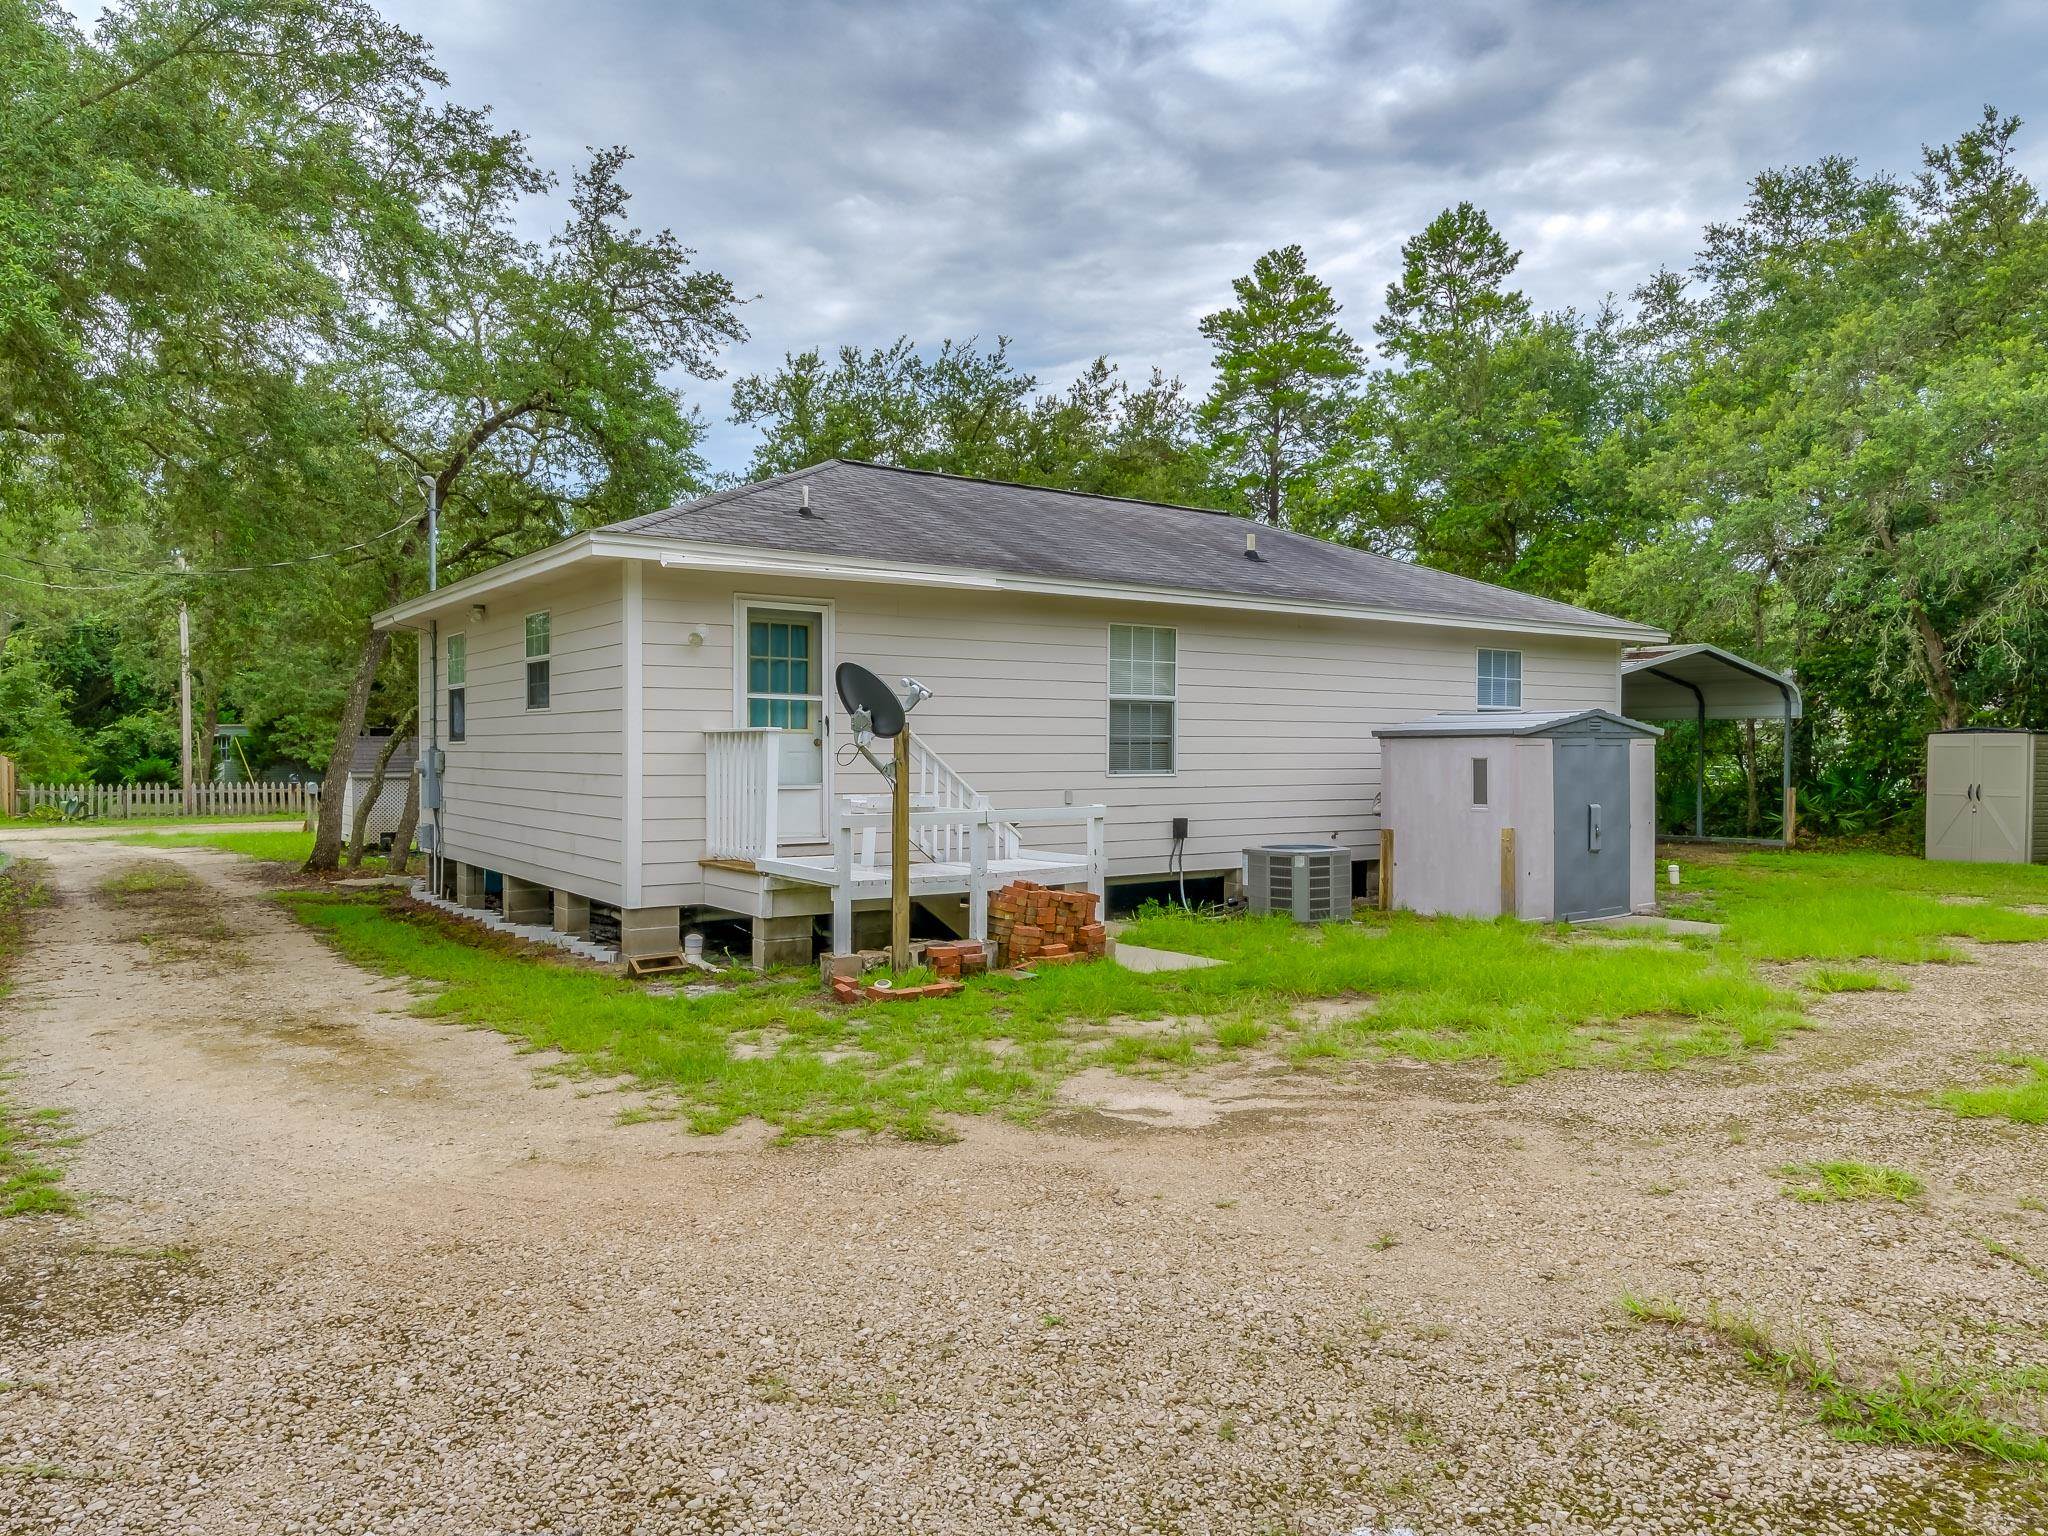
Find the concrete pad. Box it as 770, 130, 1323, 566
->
1580, 912, 1722, 938
1113, 943, 1226, 973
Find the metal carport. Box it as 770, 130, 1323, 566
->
1621, 644, 1804, 846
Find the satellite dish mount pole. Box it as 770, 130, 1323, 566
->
891, 724, 911, 970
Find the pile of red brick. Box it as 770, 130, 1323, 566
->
828, 972, 963, 1004
989, 881, 1107, 967
927, 939, 991, 981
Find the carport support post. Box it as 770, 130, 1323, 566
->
1781, 691, 1796, 847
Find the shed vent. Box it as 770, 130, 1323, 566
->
1244, 843, 1350, 922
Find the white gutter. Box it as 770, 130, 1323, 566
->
374, 528, 1666, 645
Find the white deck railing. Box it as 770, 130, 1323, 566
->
811, 802, 1107, 954
909, 739, 1023, 863
705, 728, 781, 861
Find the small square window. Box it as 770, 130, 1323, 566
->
1477, 648, 1522, 710
1472, 756, 1489, 807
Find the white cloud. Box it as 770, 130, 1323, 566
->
376, 0, 2048, 473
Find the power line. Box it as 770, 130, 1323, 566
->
3, 510, 420, 582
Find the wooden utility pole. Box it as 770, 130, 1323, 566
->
891, 726, 912, 970
177, 556, 194, 816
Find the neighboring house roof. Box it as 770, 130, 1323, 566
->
605, 460, 1649, 637
1374, 708, 1662, 739
348, 733, 416, 778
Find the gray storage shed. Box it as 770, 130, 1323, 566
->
1926, 730, 2047, 864
1375, 710, 1660, 922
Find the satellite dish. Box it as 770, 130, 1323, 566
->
835, 662, 905, 738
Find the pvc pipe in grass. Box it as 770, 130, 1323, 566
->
1668, 863, 1681, 887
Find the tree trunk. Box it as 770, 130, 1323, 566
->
346, 704, 413, 872
306, 624, 392, 873
194, 682, 220, 792
387, 751, 421, 879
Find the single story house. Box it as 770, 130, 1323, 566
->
373, 459, 1671, 966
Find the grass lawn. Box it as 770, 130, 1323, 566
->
2, 812, 302, 831
0, 859, 75, 1216
1664, 850, 2048, 962
112, 827, 387, 872
288, 885, 1805, 1140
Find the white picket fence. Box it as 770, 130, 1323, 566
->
14, 780, 310, 820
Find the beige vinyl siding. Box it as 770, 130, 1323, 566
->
638, 568, 1625, 906
433, 564, 627, 902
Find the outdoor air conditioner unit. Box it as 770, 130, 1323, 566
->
1244, 843, 1351, 922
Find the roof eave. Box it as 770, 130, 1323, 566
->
373, 528, 1666, 645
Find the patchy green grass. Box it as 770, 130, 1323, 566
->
0, 859, 76, 1217
112, 828, 325, 864
1624, 1298, 2048, 1463
1664, 851, 2048, 963
1116, 907, 1803, 1081
1779, 1161, 1925, 1204
1801, 966, 1910, 994
97, 863, 197, 900
288, 888, 1804, 1140
1939, 1058, 2048, 1127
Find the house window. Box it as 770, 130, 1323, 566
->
1472, 756, 1489, 808
1477, 648, 1522, 710
1109, 623, 1176, 774
746, 614, 814, 729
525, 612, 551, 710
446, 634, 466, 742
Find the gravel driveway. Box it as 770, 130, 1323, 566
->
2, 838, 2045, 1534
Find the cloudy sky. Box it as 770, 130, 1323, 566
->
376, 0, 2047, 476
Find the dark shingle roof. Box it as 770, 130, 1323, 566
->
348, 733, 416, 778
605, 460, 1649, 635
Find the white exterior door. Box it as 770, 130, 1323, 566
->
741, 604, 829, 844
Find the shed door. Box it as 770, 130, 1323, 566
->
1553, 740, 1631, 921
1975, 736, 2030, 863
1925, 735, 1977, 861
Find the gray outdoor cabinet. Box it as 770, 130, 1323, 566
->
1374, 709, 1662, 922
1926, 730, 2047, 864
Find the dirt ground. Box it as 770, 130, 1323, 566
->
2, 837, 2046, 1535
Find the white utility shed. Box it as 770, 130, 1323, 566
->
1375, 709, 1659, 922
1926, 730, 2048, 864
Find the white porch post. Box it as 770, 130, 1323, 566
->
830, 813, 853, 955
1086, 810, 1106, 903
968, 815, 989, 943
760, 731, 780, 861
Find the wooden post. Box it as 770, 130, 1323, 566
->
1377, 827, 1394, 911
1499, 827, 1517, 919
1783, 786, 1797, 848
891, 727, 911, 971
0, 755, 13, 817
